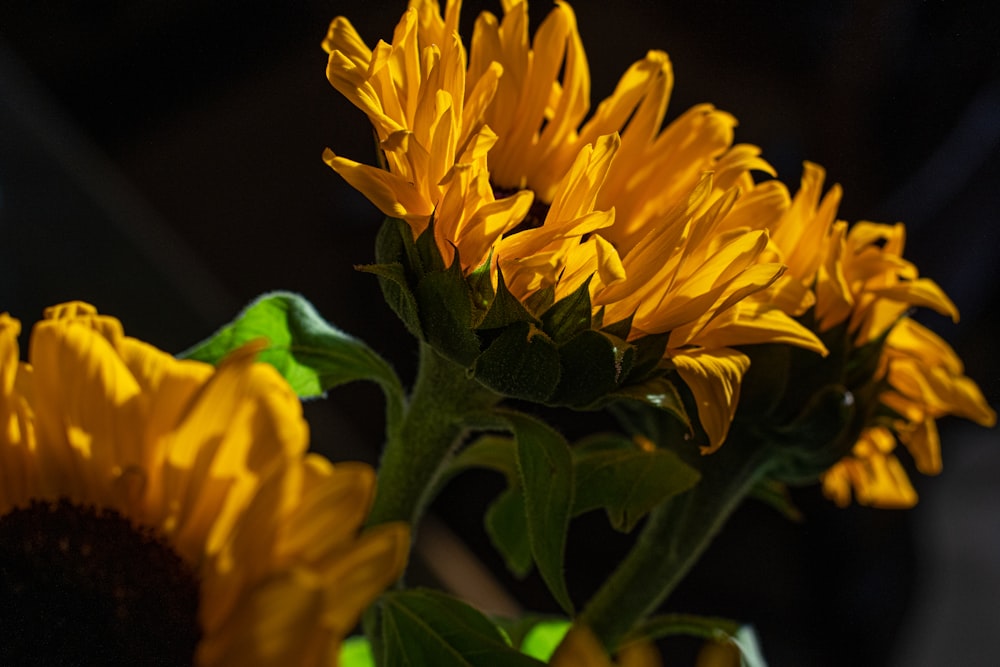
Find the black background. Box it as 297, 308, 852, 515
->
2, 1, 998, 664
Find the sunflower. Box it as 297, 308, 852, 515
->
752, 165, 996, 506
0, 302, 408, 665
821, 316, 996, 508
324, 0, 826, 450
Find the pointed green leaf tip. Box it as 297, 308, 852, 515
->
179, 291, 405, 424
502, 410, 575, 614
374, 589, 546, 667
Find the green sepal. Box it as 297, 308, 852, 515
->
415, 216, 447, 274
356, 262, 422, 339
179, 291, 405, 425
600, 312, 634, 341
623, 331, 672, 383
467, 252, 496, 316
523, 285, 555, 316
610, 376, 692, 434
365, 216, 426, 337
474, 322, 560, 402
845, 317, 894, 389
550, 330, 634, 407
571, 434, 701, 532
540, 276, 593, 343
485, 485, 533, 577
768, 384, 858, 483
415, 257, 482, 366
373, 589, 546, 667
477, 266, 540, 331
737, 343, 792, 419
375, 216, 423, 277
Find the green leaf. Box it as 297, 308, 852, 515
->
572, 435, 700, 532
493, 616, 569, 658
357, 262, 422, 339
179, 292, 405, 425
551, 330, 634, 407
376, 589, 545, 667
474, 322, 560, 402
518, 619, 572, 660
340, 636, 376, 667
415, 259, 481, 366
449, 435, 518, 478
540, 276, 593, 343
476, 266, 539, 330
501, 410, 575, 614
485, 485, 533, 578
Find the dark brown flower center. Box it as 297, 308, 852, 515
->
0, 498, 201, 666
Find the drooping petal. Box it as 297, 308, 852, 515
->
673, 348, 751, 453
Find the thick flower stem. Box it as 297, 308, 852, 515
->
367, 342, 502, 530
579, 439, 776, 652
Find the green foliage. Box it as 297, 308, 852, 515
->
179, 291, 405, 426
572, 434, 701, 532
485, 485, 533, 577
504, 410, 576, 614
371, 589, 546, 667
361, 217, 691, 415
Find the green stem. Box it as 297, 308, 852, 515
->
367, 342, 501, 529
579, 438, 776, 652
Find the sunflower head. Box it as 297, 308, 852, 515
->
732, 176, 996, 504
0, 303, 408, 665
328, 0, 830, 442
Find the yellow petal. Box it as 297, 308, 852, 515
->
672, 348, 751, 453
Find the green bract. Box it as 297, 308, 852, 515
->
360, 217, 691, 420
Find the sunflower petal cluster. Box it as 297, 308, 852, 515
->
0, 302, 408, 665
324, 0, 827, 450
743, 164, 996, 506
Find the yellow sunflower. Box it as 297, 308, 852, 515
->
324, 0, 826, 451
821, 316, 996, 508
0, 302, 408, 665
752, 165, 996, 506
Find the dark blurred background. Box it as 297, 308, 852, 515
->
1, 1, 998, 665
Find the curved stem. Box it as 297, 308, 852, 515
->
579, 439, 775, 652
367, 342, 502, 529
